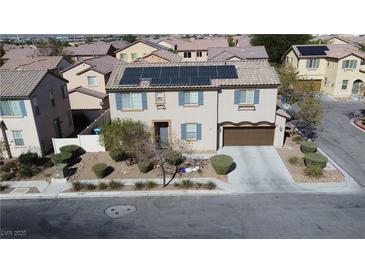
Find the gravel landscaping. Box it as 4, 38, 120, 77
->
276, 135, 345, 183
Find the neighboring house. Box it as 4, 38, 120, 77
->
233, 35, 252, 47
311, 35, 363, 48
111, 40, 130, 51
284, 44, 365, 98
156, 37, 180, 50
175, 38, 228, 61
139, 49, 183, 63
106, 60, 286, 152
1, 46, 50, 63
114, 40, 169, 62
62, 41, 116, 64
0, 69, 74, 157
61, 55, 117, 120
208, 46, 268, 61
0, 56, 72, 74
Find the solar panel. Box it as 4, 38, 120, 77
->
180, 66, 198, 78
141, 67, 161, 78
123, 67, 143, 78
198, 66, 217, 78
297, 46, 328, 56
190, 77, 211, 85
151, 78, 172, 85
119, 78, 140, 85
216, 65, 238, 78
161, 66, 180, 78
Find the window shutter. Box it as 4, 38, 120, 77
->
19, 100, 27, 116
142, 92, 148, 110
198, 91, 204, 105
254, 89, 260, 104
196, 123, 202, 140
178, 91, 184, 105
234, 90, 240, 104
342, 60, 346, 69
115, 93, 122, 110
181, 124, 187, 140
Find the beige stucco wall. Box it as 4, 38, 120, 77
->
143, 54, 168, 63
115, 42, 158, 62
109, 90, 218, 151
69, 91, 102, 110
285, 50, 299, 68
177, 50, 208, 62
274, 115, 286, 148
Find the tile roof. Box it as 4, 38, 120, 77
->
114, 39, 169, 53
68, 86, 107, 99
142, 49, 183, 62
2, 46, 50, 59
0, 69, 50, 98
111, 40, 130, 50
0, 56, 65, 70
291, 44, 365, 59
62, 41, 112, 56
208, 46, 268, 61
106, 60, 280, 91
176, 38, 228, 51
83, 55, 118, 74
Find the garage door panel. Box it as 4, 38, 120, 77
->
223, 127, 274, 146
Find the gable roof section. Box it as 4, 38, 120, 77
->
61, 55, 118, 75
2, 46, 50, 59
111, 40, 130, 50
176, 38, 228, 51
68, 86, 107, 99
107, 60, 280, 91
1, 56, 66, 70
208, 46, 268, 61
62, 41, 112, 56
142, 49, 183, 62
114, 39, 169, 53
0, 69, 67, 98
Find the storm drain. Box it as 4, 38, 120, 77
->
104, 205, 136, 219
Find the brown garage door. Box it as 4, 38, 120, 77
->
223, 127, 275, 146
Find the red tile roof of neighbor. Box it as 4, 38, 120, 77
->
2, 46, 51, 59
61, 55, 118, 75
62, 41, 113, 56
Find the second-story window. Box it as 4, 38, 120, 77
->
184, 91, 199, 105
49, 90, 55, 107
0, 100, 26, 117
306, 58, 320, 69
121, 92, 143, 110
121, 53, 127, 60
61, 85, 68, 99
342, 60, 357, 69
155, 92, 165, 104
87, 76, 97, 87
32, 96, 40, 115
197, 51, 203, 57
234, 89, 260, 105
131, 53, 138, 60
184, 51, 192, 58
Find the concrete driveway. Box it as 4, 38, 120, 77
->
219, 146, 298, 192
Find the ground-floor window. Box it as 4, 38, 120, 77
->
12, 130, 24, 146
181, 123, 202, 141
341, 80, 348, 90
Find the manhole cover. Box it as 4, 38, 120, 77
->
105, 205, 136, 219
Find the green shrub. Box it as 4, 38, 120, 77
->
98, 182, 108, 190
138, 160, 153, 173
109, 181, 123, 190
19, 165, 40, 177
204, 182, 217, 190
72, 181, 85, 191
86, 183, 97, 190
134, 182, 145, 190
288, 156, 299, 165
18, 152, 38, 165
51, 152, 73, 165
299, 141, 317, 153
304, 153, 328, 168
145, 181, 157, 190
0, 184, 9, 192
210, 154, 234, 175
165, 150, 186, 166
180, 179, 194, 189
60, 145, 81, 157
109, 150, 126, 161
304, 165, 323, 177
196, 182, 203, 189
92, 163, 109, 178
1, 160, 18, 173
1, 172, 15, 181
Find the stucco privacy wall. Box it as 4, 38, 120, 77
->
109, 90, 218, 151
69, 91, 102, 110
52, 135, 105, 153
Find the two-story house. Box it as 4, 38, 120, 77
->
106, 60, 286, 152
207, 46, 268, 61
0, 69, 74, 158
284, 44, 365, 98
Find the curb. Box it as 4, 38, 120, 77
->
349, 117, 365, 133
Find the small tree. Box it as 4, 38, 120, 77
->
227, 36, 235, 47
297, 94, 323, 138
277, 64, 300, 103
85, 36, 94, 43
121, 34, 136, 43
0, 44, 5, 66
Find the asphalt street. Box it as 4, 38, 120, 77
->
1, 194, 365, 238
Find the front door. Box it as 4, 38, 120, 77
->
53, 118, 62, 138
154, 122, 169, 146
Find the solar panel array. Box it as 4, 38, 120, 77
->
297, 46, 329, 56
119, 65, 238, 86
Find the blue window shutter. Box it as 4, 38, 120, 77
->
19, 100, 27, 116
178, 91, 184, 105
198, 91, 204, 105
142, 92, 148, 110
254, 89, 260, 104
234, 90, 240, 104
115, 93, 122, 110
196, 123, 202, 140
181, 124, 187, 140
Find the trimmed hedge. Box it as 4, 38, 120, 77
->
138, 160, 153, 173
304, 153, 328, 168
210, 154, 234, 175
92, 163, 109, 178
109, 150, 126, 162
51, 152, 73, 165
60, 145, 81, 158
18, 152, 38, 165
165, 150, 186, 166
19, 165, 40, 177
304, 165, 323, 177
299, 141, 317, 153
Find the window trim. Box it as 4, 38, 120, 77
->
0, 100, 24, 117
131, 53, 138, 60
185, 123, 198, 141
87, 76, 97, 87
342, 59, 357, 69
183, 51, 192, 58
121, 92, 143, 111
238, 90, 255, 105
197, 51, 203, 58
307, 58, 320, 69
183, 91, 199, 106
341, 80, 349, 90
155, 91, 166, 104
12, 130, 24, 146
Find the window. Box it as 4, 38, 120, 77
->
61, 85, 68, 99
155, 92, 165, 103
32, 97, 40, 115
76, 56, 83, 62
0, 100, 25, 116
306, 58, 320, 69
120, 53, 127, 60
87, 76, 97, 87
121, 92, 143, 110
131, 53, 138, 60
49, 90, 55, 107
185, 124, 197, 140
184, 91, 199, 105
361, 59, 365, 65
341, 80, 348, 90
197, 51, 203, 57
183, 51, 192, 58
67, 111, 73, 126
12, 130, 24, 146
342, 60, 357, 69
238, 90, 254, 104
286, 56, 289, 63
290, 57, 293, 65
